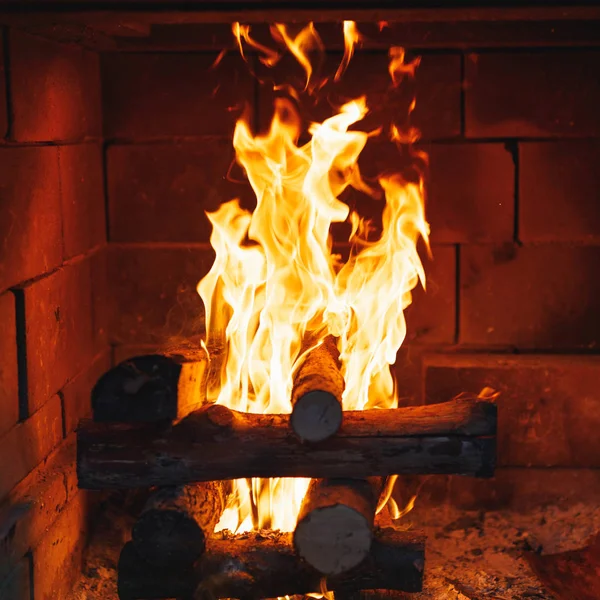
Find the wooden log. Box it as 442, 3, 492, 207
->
294, 477, 385, 575
117, 527, 425, 600
77, 398, 496, 489
290, 334, 344, 442
91, 350, 208, 422
130, 481, 228, 568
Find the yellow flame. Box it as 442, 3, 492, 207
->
198, 30, 429, 534
334, 21, 362, 82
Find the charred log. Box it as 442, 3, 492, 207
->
290, 334, 344, 442
130, 481, 228, 568
294, 477, 385, 575
77, 398, 496, 488
91, 351, 208, 422
117, 527, 425, 600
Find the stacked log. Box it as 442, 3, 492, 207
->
118, 527, 425, 600
79, 347, 497, 600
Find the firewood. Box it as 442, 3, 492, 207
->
91, 351, 207, 422
77, 398, 496, 489
290, 334, 344, 442
294, 477, 385, 575
117, 527, 425, 600
130, 481, 228, 568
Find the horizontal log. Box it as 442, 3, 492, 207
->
291, 335, 344, 442
77, 398, 496, 489
91, 352, 208, 422
117, 527, 425, 599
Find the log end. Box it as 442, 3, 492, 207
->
131, 509, 206, 568
290, 390, 343, 442
294, 504, 372, 575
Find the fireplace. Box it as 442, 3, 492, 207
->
1, 3, 600, 599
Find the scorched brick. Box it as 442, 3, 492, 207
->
465, 51, 600, 138
460, 244, 600, 349
520, 140, 600, 243
102, 52, 253, 138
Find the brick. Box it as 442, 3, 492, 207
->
102, 52, 252, 138
0, 442, 71, 581
0, 29, 7, 139
61, 351, 111, 434
424, 353, 600, 467
426, 144, 514, 243
0, 146, 62, 291
59, 144, 106, 258
33, 490, 88, 600
91, 247, 110, 351
520, 141, 600, 243
24, 259, 95, 412
348, 141, 514, 244
0, 395, 62, 501
258, 52, 460, 140
446, 468, 600, 512
108, 246, 211, 345
395, 468, 600, 515
0, 293, 18, 438
0, 559, 30, 600
465, 51, 600, 138
405, 245, 456, 344
460, 244, 600, 348
10, 30, 101, 141
107, 141, 252, 243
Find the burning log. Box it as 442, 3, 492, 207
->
117, 527, 425, 599
91, 351, 208, 422
290, 334, 344, 442
294, 477, 385, 575
77, 397, 496, 488
130, 481, 228, 568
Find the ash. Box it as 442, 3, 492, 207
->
70, 498, 600, 600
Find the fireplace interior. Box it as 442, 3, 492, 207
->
2, 2, 600, 599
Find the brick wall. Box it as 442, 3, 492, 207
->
99, 41, 600, 512
0, 28, 109, 598
2, 30, 600, 598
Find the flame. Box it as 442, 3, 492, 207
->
388, 46, 421, 87
270, 23, 325, 92
232, 22, 281, 67
198, 25, 429, 535
334, 21, 363, 82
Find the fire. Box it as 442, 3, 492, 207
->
198, 23, 429, 534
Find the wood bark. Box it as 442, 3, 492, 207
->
294, 477, 385, 575
117, 527, 425, 600
77, 398, 496, 488
91, 351, 208, 422
130, 481, 228, 568
290, 334, 344, 442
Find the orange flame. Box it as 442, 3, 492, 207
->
334, 21, 363, 82
389, 46, 421, 87
198, 25, 429, 534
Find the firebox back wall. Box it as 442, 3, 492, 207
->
2, 22, 600, 598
